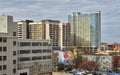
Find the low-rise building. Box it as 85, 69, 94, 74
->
0, 15, 18, 75
17, 39, 52, 75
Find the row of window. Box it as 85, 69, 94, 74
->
19, 49, 51, 54
0, 38, 7, 42
0, 56, 7, 61
0, 65, 7, 70
0, 65, 16, 75
0, 47, 7, 52
0, 56, 16, 64
19, 42, 48, 46
0, 33, 16, 41
19, 56, 51, 62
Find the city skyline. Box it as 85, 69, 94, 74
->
0, 0, 120, 43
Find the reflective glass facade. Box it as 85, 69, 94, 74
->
69, 11, 101, 51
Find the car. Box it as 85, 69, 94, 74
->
73, 71, 86, 75
64, 67, 72, 71
69, 69, 77, 73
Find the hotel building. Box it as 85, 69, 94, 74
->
59, 23, 71, 50
17, 20, 33, 39
29, 22, 44, 39
42, 20, 60, 46
69, 11, 101, 51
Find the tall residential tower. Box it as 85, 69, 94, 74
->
69, 11, 101, 51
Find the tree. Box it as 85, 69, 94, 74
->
79, 60, 98, 70
58, 63, 65, 71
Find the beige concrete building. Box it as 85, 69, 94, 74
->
59, 23, 71, 50
17, 19, 71, 50
17, 20, 33, 39
17, 21, 27, 39
17, 39, 52, 75
0, 16, 53, 75
0, 16, 18, 75
42, 20, 60, 46
29, 22, 44, 39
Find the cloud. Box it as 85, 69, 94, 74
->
0, 0, 120, 43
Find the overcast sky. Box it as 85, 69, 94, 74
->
0, 0, 120, 44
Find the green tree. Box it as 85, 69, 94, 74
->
58, 63, 65, 71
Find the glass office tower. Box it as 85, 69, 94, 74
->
68, 11, 101, 51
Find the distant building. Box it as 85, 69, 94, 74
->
0, 16, 18, 75
17, 20, 33, 39
0, 16, 53, 75
69, 11, 101, 51
42, 20, 60, 46
29, 22, 44, 39
17, 39, 52, 75
100, 43, 108, 50
59, 23, 71, 50
17, 19, 71, 50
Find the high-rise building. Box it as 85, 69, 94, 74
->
69, 11, 101, 51
42, 20, 60, 46
59, 23, 71, 50
29, 22, 43, 39
0, 15, 18, 75
17, 20, 33, 39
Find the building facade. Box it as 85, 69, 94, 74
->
0, 16, 18, 75
17, 19, 71, 50
59, 23, 71, 50
29, 22, 44, 39
42, 20, 60, 46
17, 39, 52, 75
69, 11, 101, 51
17, 20, 33, 39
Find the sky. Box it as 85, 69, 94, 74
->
0, 0, 120, 44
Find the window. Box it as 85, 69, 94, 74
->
13, 68, 16, 73
0, 37, 2, 42
13, 51, 16, 56
32, 42, 39, 46
13, 60, 16, 64
43, 42, 48, 46
13, 41, 16, 46
43, 49, 51, 53
3, 65, 6, 70
32, 56, 41, 60
32, 49, 42, 53
13, 32, 16, 36
3, 38, 7, 42
20, 50, 31, 54
43, 56, 46, 59
32, 42, 41, 46
20, 72, 27, 75
0, 65, 2, 70
0, 56, 2, 61
19, 57, 31, 61
3, 47, 7, 52
0, 47, 2, 52
3, 56, 6, 61
46, 55, 52, 59
20, 42, 31, 46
